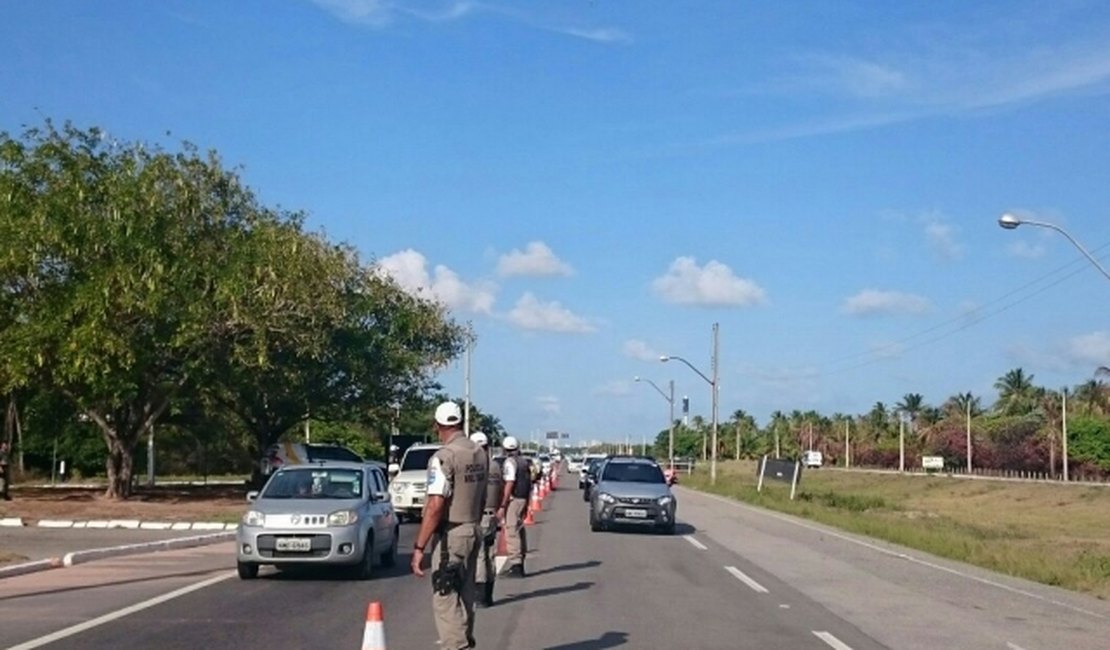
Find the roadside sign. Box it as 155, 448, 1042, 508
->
922, 456, 944, 470
757, 456, 803, 500
545, 431, 560, 440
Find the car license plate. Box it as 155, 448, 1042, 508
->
624, 509, 648, 518
275, 537, 311, 552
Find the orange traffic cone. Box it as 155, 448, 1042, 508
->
529, 485, 542, 514
362, 602, 386, 650
523, 500, 536, 526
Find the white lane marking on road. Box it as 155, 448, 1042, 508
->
684, 535, 708, 550
695, 490, 1109, 621
813, 631, 854, 650
7, 571, 235, 650
1006, 643, 1029, 650
779, 604, 790, 609
725, 565, 769, 593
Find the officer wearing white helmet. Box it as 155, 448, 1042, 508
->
497, 435, 532, 577
469, 431, 502, 607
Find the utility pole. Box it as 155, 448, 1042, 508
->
1062, 388, 1070, 482
464, 325, 473, 436
844, 419, 850, 468
966, 395, 972, 473
668, 380, 675, 471
899, 412, 906, 472
147, 424, 155, 487
710, 322, 719, 485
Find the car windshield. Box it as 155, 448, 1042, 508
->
400, 447, 439, 472
262, 468, 363, 499
602, 463, 665, 484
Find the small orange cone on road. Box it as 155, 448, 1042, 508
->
362, 601, 386, 650
530, 485, 542, 513
523, 505, 536, 526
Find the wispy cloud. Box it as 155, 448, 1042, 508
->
707, 28, 1110, 145
507, 292, 595, 333
1007, 240, 1047, 259
594, 380, 632, 397
623, 339, 662, 362
924, 218, 964, 260
375, 249, 496, 314
537, 395, 561, 416
497, 241, 573, 278
309, 0, 631, 44
842, 289, 931, 317
653, 257, 766, 308
1064, 331, 1110, 368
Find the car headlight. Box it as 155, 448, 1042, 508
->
657, 496, 674, 506
242, 510, 265, 527
391, 482, 405, 494
598, 493, 616, 504
328, 510, 359, 526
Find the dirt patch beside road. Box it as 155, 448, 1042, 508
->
0, 485, 248, 525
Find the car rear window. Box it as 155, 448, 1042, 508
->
307, 446, 363, 463
602, 462, 665, 484
262, 468, 364, 499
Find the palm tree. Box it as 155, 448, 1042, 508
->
896, 393, 925, 434
1035, 387, 1062, 475
945, 392, 982, 419
994, 368, 1037, 416
1074, 378, 1110, 416
767, 410, 787, 457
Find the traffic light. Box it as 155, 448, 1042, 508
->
682, 396, 689, 414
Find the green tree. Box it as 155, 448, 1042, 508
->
994, 368, 1037, 416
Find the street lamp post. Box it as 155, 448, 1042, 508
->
635, 376, 676, 470
662, 322, 720, 484
999, 214, 1106, 482
998, 214, 1110, 282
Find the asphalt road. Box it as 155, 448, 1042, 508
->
2, 476, 1108, 649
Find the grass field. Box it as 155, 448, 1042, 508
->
684, 460, 1110, 600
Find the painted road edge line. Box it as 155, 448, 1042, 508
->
684, 535, 708, 550
6, 571, 236, 650
693, 489, 1110, 621
725, 565, 769, 593
813, 631, 853, 650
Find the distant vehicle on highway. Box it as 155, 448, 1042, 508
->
802, 450, 823, 469
580, 455, 610, 500
237, 461, 398, 580
388, 443, 442, 522
588, 456, 676, 535
566, 455, 585, 474
578, 453, 608, 489
260, 442, 363, 477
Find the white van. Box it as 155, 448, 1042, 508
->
802, 450, 823, 469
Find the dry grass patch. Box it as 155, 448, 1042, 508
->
686, 460, 1110, 600
0, 484, 249, 525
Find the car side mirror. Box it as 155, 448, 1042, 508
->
388, 463, 400, 476
246, 490, 259, 503
373, 491, 389, 503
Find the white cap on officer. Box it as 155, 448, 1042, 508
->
502, 436, 519, 450
470, 431, 488, 446
434, 401, 463, 427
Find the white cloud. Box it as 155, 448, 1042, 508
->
594, 380, 632, 397
652, 257, 766, 307
843, 290, 931, 316
310, 0, 395, 26
623, 339, 662, 362
537, 395, 561, 416
555, 27, 632, 45
1064, 331, 1110, 367
924, 219, 964, 260
507, 292, 595, 333
1007, 240, 1047, 259
497, 241, 573, 277
375, 249, 496, 314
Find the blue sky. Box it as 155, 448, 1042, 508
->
3, 1, 1110, 444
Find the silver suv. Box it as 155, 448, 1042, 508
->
588, 457, 677, 535
237, 461, 398, 579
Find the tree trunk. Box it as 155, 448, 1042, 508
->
1049, 430, 1057, 479
104, 436, 135, 499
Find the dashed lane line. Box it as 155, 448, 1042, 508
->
725, 565, 769, 594
813, 631, 854, 650
683, 535, 708, 550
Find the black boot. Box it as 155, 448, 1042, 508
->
485, 580, 495, 607
474, 582, 488, 608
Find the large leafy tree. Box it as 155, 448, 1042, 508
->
0, 122, 280, 498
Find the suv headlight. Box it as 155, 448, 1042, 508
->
657, 496, 674, 506
242, 510, 265, 527
391, 482, 405, 494
328, 510, 359, 526
597, 492, 616, 504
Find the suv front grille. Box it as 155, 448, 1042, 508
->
617, 496, 654, 505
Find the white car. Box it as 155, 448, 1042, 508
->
566, 455, 585, 473
578, 453, 607, 488
388, 443, 442, 522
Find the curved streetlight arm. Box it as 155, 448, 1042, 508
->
1001, 215, 1110, 282
636, 377, 673, 403
662, 355, 714, 387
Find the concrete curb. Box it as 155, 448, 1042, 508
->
20, 519, 238, 531
0, 531, 236, 580
62, 531, 236, 567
